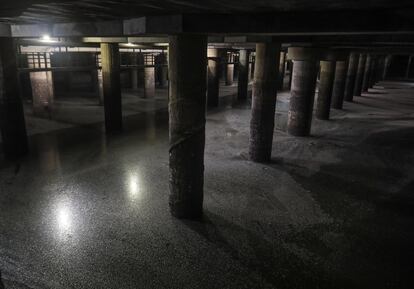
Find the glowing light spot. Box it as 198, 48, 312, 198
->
57, 206, 71, 230
129, 174, 140, 198
40, 35, 57, 43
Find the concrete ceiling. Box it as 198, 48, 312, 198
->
1, 0, 414, 23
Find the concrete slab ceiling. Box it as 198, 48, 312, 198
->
1, 0, 413, 23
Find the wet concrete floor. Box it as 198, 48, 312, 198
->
0, 81, 413, 288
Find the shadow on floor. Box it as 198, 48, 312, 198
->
182, 212, 341, 289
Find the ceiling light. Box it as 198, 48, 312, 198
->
40, 35, 57, 43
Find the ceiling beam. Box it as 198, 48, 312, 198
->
11, 20, 123, 37
6, 11, 414, 42
124, 11, 414, 35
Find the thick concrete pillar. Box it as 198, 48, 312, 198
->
158, 53, 168, 87
344, 52, 360, 102
128, 53, 138, 90
278, 51, 286, 90
250, 55, 255, 82
362, 54, 372, 92
369, 57, 377, 88
371, 56, 380, 83
143, 54, 155, 98
30, 71, 54, 118
0, 38, 29, 158
286, 47, 320, 136
207, 48, 220, 107
237, 49, 250, 101
226, 52, 234, 86
378, 56, 385, 81
233, 55, 239, 81
405, 55, 412, 79
249, 43, 280, 162
144, 67, 155, 98
131, 68, 138, 90
97, 69, 104, 105
353, 54, 367, 97
382, 55, 391, 80
91, 66, 100, 98
331, 58, 349, 109
100, 43, 122, 133
316, 59, 336, 120
168, 34, 207, 219
129, 53, 139, 90
248, 62, 252, 82
218, 49, 227, 81
287, 60, 293, 90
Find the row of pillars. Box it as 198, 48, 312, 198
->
127, 52, 167, 94
289, 49, 387, 136
27, 51, 167, 117
0, 36, 391, 219
207, 48, 253, 106
208, 48, 288, 108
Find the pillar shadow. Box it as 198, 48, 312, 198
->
365, 91, 388, 95
181, 211, 332, 289
350, 100, 388, 110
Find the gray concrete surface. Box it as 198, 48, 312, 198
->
0, 81, 413, 288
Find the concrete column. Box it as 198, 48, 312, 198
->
207, 48, 220, 107
97, 69, 104, 105
250, 59, 255, 81
375, 56, 385, 82
378, 55, 386, 80
130, 53, 138, 90
101, 43, 122, 133
362, 54, 372, 92
250, 54, 255, 82
287, 60, 293, 90
405, 55, 412, 79
30, 71, 54, 118
135, 53, 144, 88
219, 49, 227, 81
369, 57, 377, 88
168, 34, 207, 219
226, 52, 234, 85
0, 38, 29, 158
286, 47, 320, 136
316, 60, 336, 120
382, 55, 391, 80
91, 66, 100, 98
353, 54, 367, 97
143, 54, 156, 98
158, 53, 168, 87
248, 53, 253, 82
131, 68, 138, 90
344, 52, 360, 102
249, 42, 280, 162
233, 55, 239, 81
372, 56, 381, 83
331, 59, 348, 109
248, 62, 252, 82
144, 67, 155, 98
237, 49, 250, 101
278, 51, 286, 90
